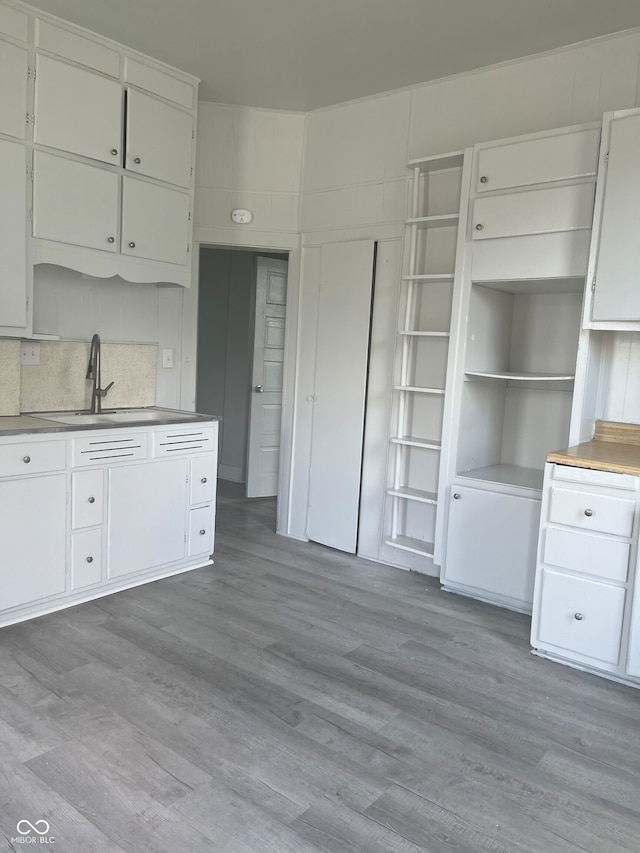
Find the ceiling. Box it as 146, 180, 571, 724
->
26, 0, 640, 111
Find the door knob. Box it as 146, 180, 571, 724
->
254, 385, 264, 393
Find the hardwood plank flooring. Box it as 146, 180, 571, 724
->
1, 480, 639, 851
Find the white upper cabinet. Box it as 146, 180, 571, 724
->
0, 139, 27, 329
121, 177, 190, 266
0, 37, 28, 139
590, 110, 640, 323
475, 127, 600, 193
125, 89, 193, 188
34, 55, 123, 165
33, 151, 119, 252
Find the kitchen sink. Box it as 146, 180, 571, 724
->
34, 408, 201, 426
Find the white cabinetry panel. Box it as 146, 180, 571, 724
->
33, 152, 119, 252
544, 526, 629, 582
36, 19, 120, 76
126, 89, 193, 188
591, 111, 640, 322
71, 528, 102, 589
549, 486, 635, 537
475, 128, 600, 193
0, 139, 27, 329
108, 458, 187, 577
537, 569, 625, 665
34, 55, 123, 165
121, 177, 190, 265
0, 474, 66, 610
188, 506, 212, 556
72, 469, 104, 529
0, 38, 28, 139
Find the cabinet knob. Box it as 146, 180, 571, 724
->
199, 529, 206, 535
107, 236, 115, 243
110, 148, 118, 156
88, 496, 96, 504
574, 612, 584, 621
584, 508, 594, 517
86, 556, 94, 563
134, 157, 141, 164
128, 241, 136, 248
475, 223, 484, 231
480, 175, 488, 183
201, 477, 207, 483
22, 455, 30, 463
254, 385, 264, 393
453, 493, 461, 500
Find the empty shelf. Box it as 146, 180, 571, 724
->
390, 435, 442, 450
394, 385, 446, 394
408, 152, 465, 172
386, 487, 438, 504
407, 214, 460, 229
459, 464, 544, 491
402, 273, 455, 282
384, 536, 435, 557
465, 370, 575, 381
398, 330, 450, 338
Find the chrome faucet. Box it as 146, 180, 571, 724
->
86, 333, 114, 413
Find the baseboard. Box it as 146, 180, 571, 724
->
218, 464, 244, 483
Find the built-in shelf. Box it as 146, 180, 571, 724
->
465, 370, 575, 382
408, 152, 465, 172
458, 464, 544, 491
398, 330, 450, 338
407, 214, 460, 229
390, 435, 442, 450
384, 535, 435, 557
402, 273, 455, 282
394, 385, 446, 394
386, 486, 438, 504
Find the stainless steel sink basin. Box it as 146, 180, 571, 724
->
34, 408, 200, 426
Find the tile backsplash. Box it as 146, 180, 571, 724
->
0, 339, 157, 415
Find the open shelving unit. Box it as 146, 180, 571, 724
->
382, 150, 470, 566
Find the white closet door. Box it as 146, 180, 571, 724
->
306, 240, 375, 553
0, 139, 27, 328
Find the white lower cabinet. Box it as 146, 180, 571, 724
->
442, 485, 541, 611
0, 420, 218, 628
531, 462, 640, 686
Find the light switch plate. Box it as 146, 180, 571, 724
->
21, 341, 40, 365
162, 348, 174, 369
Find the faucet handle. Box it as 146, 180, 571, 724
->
98, 381, 115, 398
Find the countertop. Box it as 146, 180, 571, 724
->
0, 407, 220, 436
548, 421, 640, 476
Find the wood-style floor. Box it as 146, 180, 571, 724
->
1, 482, 639, 852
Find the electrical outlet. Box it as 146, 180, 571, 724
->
21, 341, 40, 365
162, 348, 174, 369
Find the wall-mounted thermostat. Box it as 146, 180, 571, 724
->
231, 208, 253, 224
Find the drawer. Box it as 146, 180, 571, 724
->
471, 183, 595, 240
0, 439, 66, 477
72, 469, 104, 529
551, 464, 637, 491
188, 506, 213, 556
544, 527, 630, 583
537, 569, 625, 665
475, 128, 600, 193
549, 487, 635, 537
73, 432, 148, 466
153, 427, 215, 457
190, 456, 216, 505
71, 529, 102, 589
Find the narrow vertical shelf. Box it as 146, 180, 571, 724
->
383, 150, 469, 569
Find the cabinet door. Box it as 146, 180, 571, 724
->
108, 459, 187, 578
628, 573, 640, 678
443, 486, 541, 609
121, 177, 190, 266
0, 139, 27, 329
0, 38, 28, 139
592, 112, 640, 321
34, 55, 123, 165
125, 89, 193, 188
0, 474, 67, 610
33, 151, 119, 251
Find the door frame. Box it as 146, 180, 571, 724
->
182, 240, 299, 533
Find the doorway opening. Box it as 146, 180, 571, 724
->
195, 246, 289, 511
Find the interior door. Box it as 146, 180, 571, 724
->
306, 240, 375, 553
246, 256, 288, 498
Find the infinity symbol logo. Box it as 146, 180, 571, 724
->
16, 819, 50, 836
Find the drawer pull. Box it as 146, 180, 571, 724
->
584, 509, 594, 517
475, 223, 484, 231
86, 556, 94, 563
88, 496, 96, 504
201, 477, 208, 483
199, 529, 206, 535
453, 493, 461, 500
23, 455, 31, 463
480, 175, 488, 183
574, 612, 584, 621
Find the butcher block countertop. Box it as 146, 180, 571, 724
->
548, 421, 640, 476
